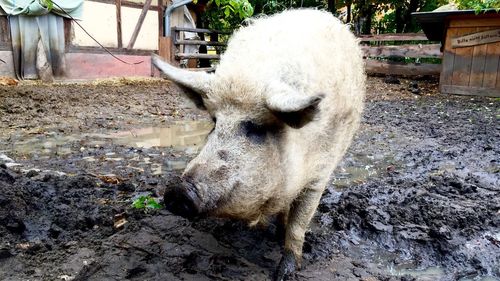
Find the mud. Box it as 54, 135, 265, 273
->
0, 78, 498, 281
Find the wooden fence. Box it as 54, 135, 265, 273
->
168, 31, 442, 76
170, 27, 228, 71
360, 33, 442, 76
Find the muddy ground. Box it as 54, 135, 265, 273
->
0, 77, 498, 281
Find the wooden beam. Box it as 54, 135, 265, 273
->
88, 0, 158, 10
365, 59, 441, 76
441, 85, 500, 97
0, 16, 9, 43
116, 0, 123, 48
158, 36, 173, 63
127, 0, 153, 49
359, 33, 430, 42
361, 44, 442, 58
158, 0, 164, 37
175, 53, 221, 59
189, 67, 216, 72
174, 39, 226, 46
172, 26, 231, 35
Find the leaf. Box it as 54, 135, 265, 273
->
146, 198, 162, 209
132, 196, 147, 209
132, 195, 162, 210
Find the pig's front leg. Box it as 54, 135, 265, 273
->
274, 184, 324, 281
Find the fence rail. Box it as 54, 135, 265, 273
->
358, 33, 429, 42
361, 33, 442, 76
171, 27, 227, 69
167, 30, 441, 76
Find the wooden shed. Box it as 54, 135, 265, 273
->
414, 10, 500, 97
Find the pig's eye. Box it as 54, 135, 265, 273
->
240, 121, 267, 144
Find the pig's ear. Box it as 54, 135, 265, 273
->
152, 54, 213, 100
265, 85, 324, 128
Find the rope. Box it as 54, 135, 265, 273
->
52, 1, 144, 65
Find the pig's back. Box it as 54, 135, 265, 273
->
216, 9, 364, 106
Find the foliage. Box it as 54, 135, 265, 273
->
375, 0, 449, 33
132, 196, 163, 210
454, 0, 500, 11
199, 0, 254, 30
200, 0, 500, 34
201, 0, 328, 30
250, 0, 326, 16
41, 0, 53, 10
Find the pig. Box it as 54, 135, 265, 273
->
152, 9, 365, 281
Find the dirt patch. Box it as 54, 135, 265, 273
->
0, 77, 498, 280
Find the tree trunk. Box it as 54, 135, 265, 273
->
404, 0, 420, 32
346, 2, 351, 23
395, 6, 404, 33
361, 4, 374, 35
328, 0, 336, 14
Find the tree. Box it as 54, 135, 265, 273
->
454, 0, 500, 10
199, 0, 254, 30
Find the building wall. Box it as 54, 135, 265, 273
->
72, 1, 159, 50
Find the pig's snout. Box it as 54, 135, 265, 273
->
163, 180, 202, 218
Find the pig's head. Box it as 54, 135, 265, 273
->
153, 55, 323, 223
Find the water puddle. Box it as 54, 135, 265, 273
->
1, 121, 213, 174
332, 152, 396, 188
110, 121, 213, 149
4, 121, 212, 156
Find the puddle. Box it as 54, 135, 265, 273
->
110, 121, 213, 149
1, 121, 213, 176
3, 121, 213, 157
333, 153, 396, 188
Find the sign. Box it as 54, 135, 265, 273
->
452, 29, 500, 48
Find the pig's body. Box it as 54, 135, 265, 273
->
153, 9, 365, 280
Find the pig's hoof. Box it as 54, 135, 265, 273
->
273, 250, 296, 281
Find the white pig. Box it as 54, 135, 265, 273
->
153, 8, 365, 280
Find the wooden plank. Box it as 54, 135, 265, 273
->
361, 44, 441, 58
452, 28, 500, 48
175, 53, 221, 59
88, 0, 158, 10
63, 18, 72, 46
482, 41, 500, 88
127, 0, 153, 49
157, 0, 164, 37
364, 59, 441, 76
469, 28, 488, 87
451, 27, 475, 86
172, 26, 231, 35
158, 36, 173, 63
116, 0, 123, 48
188, 67, 216, 72
441, 27, 459, 87
497, 54, 500, 89
448, 14, 500, 28
174, 39, 226, 46
358, 33, 429, 42
0, 16, 9, 43
441, 85, 500, 97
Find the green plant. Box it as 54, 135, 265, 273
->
41, 0, 53, 10
197, 0, 254, 30
454, 0, 500, 11
132, 196, 163, 210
